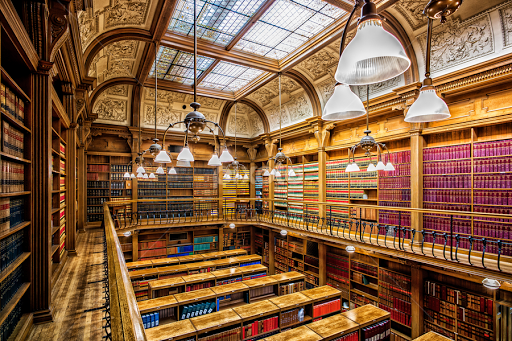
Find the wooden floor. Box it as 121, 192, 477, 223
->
27, 229, 106, 341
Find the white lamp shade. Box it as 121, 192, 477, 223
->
123, 172, 130, 178
288, 169, 296, 177
177, 146, 194, 161
482, 278, 500, 290
280, 230, 287, 236
275, 171, 281, 177
223, 173, 231, 180
168, 167, 177, 175
322, 84, 366, 120
123, 231, 132, 237
176, 160, 191, 167
130, 173, 136, 178
137, 172, 143, 178
404, 88, 450, 123
335, 19, 410, 85
136, 165, 145, 174
208, 154, 222, 166
154, 150, 171, 163
229, 223, 235, 229
263, 170, 270, 176
156, 166, 165, 174
345, 245, 356, 253
375, 161, 386, 170
351, 162, 360, 172
219, 149, 234, 162
345, 164, 353, 172
148, 173, 156, 179
243, 174, 249, 180
367, 163, 376, 172
270, 169, 276, 176
143, 173, 149, 179
384, 162, 395, 171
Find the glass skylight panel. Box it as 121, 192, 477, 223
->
168, 0, 266, 47
233, 0, 346, 60
200, 61, 264, 91
151, 46, 215, 83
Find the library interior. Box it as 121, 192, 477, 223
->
1, 0, 512, 340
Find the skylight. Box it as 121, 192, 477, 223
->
150, 46, 215, 84
233, 0, 346, 59
168, 0, 267, 47
200, 61, 265, 91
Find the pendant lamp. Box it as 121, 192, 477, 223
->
225, 102, 249, 180
335, 0, 410, 85
323, 3, 365, 121
405, 17, 450, 122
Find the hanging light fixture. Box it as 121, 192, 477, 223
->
269, 73, 294, 177
404, 2, 461, 122
323, 3, 366, 121
263, 158, 272, 177
280, 230, 288, 236
345, 85, 394, 172
345, 245, 356, 253
224, 102, 249, 181
335, 0, 410, 85
482, 278, 500, 290
156, 0, 232, 165
229, 223, 235, 229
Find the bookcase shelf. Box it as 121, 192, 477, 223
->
0, 282, 30, 326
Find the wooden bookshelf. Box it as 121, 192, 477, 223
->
0, 26, 33, 341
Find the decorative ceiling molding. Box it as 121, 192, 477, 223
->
93, 84, 133, 126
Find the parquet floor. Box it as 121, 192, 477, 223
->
27, 229, 106, 341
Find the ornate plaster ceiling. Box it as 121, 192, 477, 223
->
93, 84, 133, 126
88, 40, 145, 84
226, 103, 265, 138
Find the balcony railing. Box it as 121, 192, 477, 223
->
102, 198, 512, 340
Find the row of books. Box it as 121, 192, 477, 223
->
379, 269, 411, 295
312, 298, 340, 317
193, 182, 218, 189
382, 151, 411, 164
474, 157, 512, 173
350, 171, 377, 178
249, 285, 274, 299
168, 245, 194, 254
423, 189, 471, 204
474, 220, 512, 239
474, 175, 512, 189
351, 291, 377, 307
0, 160, 24, 193
458, 305, 493, 330
86, 173, 100, 181
111, 165, 132, 172
194, 168, 216, 175
474, 139, 512, 157
474, 205, 512, 217
424, 144, 471, 161
2, 121, 24, 158
138, 189, 166, 197
111, 173, 129, 181
351, 261, 377, 277
200, 326, 240, 341
86, 206, 104, 214
423, 216, 471, 234
279, 281, 304, 295
425, 281, 493, 314
139, 248, 166, 258
0, 198, 24, 232
109, 182, 125, 189
378, 303, 410, 326
378, 177, 410, 189
182, 300, 216, 320
138, 240, 166, 250
379, 164, 411, 177
378, 211, 411, 227
87, 164, 109, 172
474, 190, 512, 205
378, 189, 410, 201
425, 295, 456, 317
423, 160, 471, 175
361, 320, 390, 341
87, 180, 109, 188
281, 307, 305, 327
379, 201, 411, 208
424, 320, 455, 340
331, 331, 359, 341
194, 236, 218, 243
0, 296, 23, 341
0, 229, 23, 272
423, 174, 471, 189
217, 276, 242, 286
242, 316, 278, 338
87, 214, 103, 222
349, 179, 377, 189
168, 175, 194, 182
194, 243, 216, 251
1, 83, 26, 123
0, 266, 22, 309
186, 282, 212, 292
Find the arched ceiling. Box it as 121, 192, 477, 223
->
226, 103, 265, 138
81, 0, 512, 134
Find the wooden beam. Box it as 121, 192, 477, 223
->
197, 59, 220, 84
161, 33, 280, 72
152, 0, 179, 41
225, 0, 277, 51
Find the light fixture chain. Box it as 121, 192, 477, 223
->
425, 18, 433, 79
279, 73, 282, 149
366, 84, 369, 131
155, 41, 158, 140
193, 0, 197, 103
234, 102, 237, 156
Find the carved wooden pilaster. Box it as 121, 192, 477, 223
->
62, 82, 78, 255
77, 144, 86, 233
31, 60, 54, 324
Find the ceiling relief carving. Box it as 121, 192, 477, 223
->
391, 0, 429, 31
77, 0, 155, 52
226, 103, 264, 138
295, 49, 338, 81
93, 84, 132, 126
247, 87, 275, 107
499, 3, 512, 47
268, 106, 291, 129
317, 77, 336, 105
88, 40, 143, 84
140, 87, 223, 130
353, 75, 403, 99
419, 13, 494, 73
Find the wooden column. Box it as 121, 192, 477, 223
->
249, 162, 256, 198
411, 264, 424, 338
250, 226, 255, 254
318, 242, 327, 285
318, 148, 327, 220
268, 229, 275, 275
31, 61, 54, 324
63, 83, 78, 255
218, 227, 224, 251
132, 231, 139, 261
77, 145, 86, 232
410, 131, 424, 239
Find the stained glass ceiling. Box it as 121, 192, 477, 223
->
201, 61, 265, 91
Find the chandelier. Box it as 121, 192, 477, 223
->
224, 102, 249, 180
265, 73, 295, 178
405, 0, 462, 122
151, 0, 233, 166
345, 85, 395, 173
